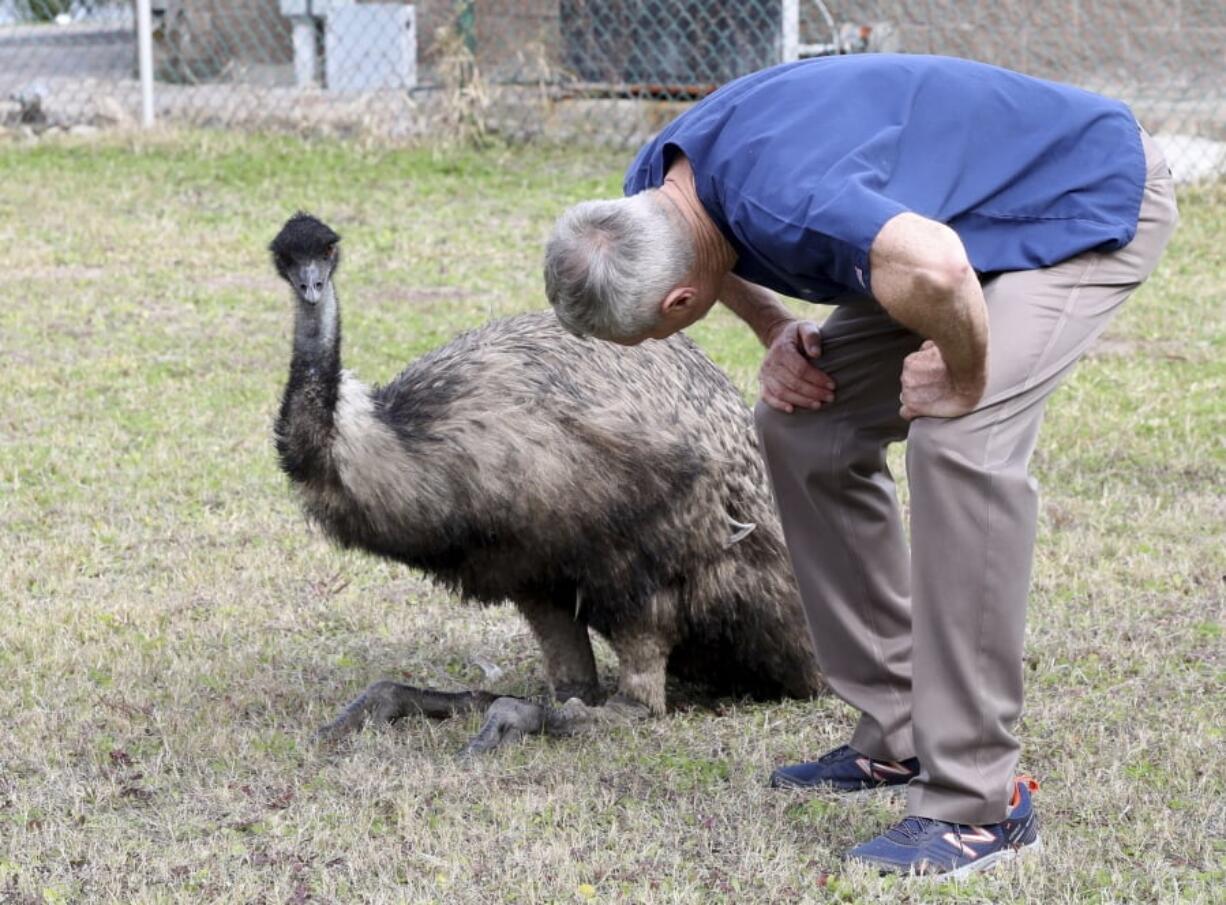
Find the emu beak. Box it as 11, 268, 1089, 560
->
303, 287, 322, 306
726, 518, 757, 548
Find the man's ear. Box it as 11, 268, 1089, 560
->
660, 286, 697, 318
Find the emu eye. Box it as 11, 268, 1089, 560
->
314, 281, 323, 290
299, 283, 307, 291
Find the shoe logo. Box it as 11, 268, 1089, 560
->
855, 757, 914, 782
942, 826, 996, 859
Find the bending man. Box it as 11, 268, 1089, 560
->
543, 54, 1176, 878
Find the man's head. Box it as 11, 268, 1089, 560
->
544, 192, 713, 344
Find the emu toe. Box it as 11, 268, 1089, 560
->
459, 696, 552, 757
315, 681, 498, 745
603, 692, 653, 721
457, 694, 655, 757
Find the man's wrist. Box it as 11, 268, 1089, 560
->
949, 362, 988, 404
762, 316, 794, 348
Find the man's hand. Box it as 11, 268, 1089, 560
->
759, 319, 836, 413
899, 340, 984, 420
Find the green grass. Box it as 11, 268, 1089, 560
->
0, 129, 1223, 903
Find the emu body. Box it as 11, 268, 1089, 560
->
270, 213, 821, 748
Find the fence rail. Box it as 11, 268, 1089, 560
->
1, 1, 1224, 180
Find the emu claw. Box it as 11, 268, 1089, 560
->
458, 695, 647, 756
459, 696, 549, 757
314, 680, 405, 745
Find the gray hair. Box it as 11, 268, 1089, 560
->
544, 192, 694, 341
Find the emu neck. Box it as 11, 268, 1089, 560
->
293, 279, 341, 371
279, 280, 343, 482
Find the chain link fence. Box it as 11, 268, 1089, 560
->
2, 1, 1224, 180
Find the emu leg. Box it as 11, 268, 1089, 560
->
316, 680, 501, 743
607, 621, 675, 717
516, 595, 601, 705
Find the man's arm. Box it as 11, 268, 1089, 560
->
718, 273, 836, 413
717, 273, 795, 347
868, 212, 989, 418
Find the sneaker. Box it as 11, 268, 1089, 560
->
846, 777, 1042, 879
769, 744, 920, 791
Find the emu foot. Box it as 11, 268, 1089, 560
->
459, 692, 653, 757
315, 680, 500, 744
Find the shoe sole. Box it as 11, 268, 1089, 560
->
770, 780, 910, 801
911, 836, 1043, 882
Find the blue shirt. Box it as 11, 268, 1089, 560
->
624, 55, 1146, 302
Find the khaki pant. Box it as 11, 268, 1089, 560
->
755, 130, 1178, 823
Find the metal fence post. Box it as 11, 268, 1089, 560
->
781, 0, 799, 63
136, 0, 155, 127
290, 16, 317, 88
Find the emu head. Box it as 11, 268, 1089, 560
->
270, 213, 341, 306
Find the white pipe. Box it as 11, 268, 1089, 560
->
781, 0, 799, 62
136, 0, 154, 127
291, 17, 318, 88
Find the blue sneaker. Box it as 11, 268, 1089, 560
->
846, 777, 1042, 878
769, 744, 920, 791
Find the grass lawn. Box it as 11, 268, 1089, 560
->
0, 130, 1222, 904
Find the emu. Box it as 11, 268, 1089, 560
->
270, 212, 822, 753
